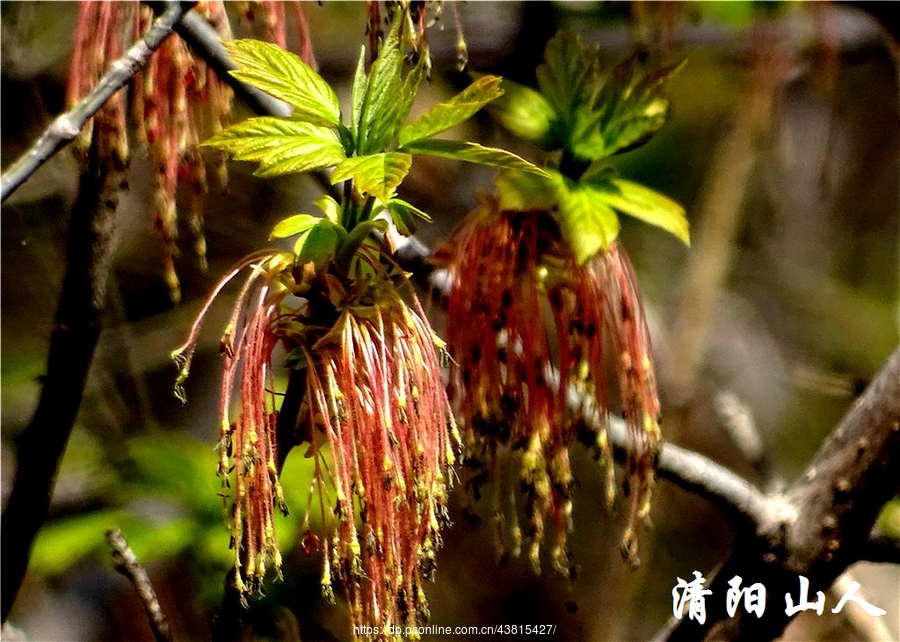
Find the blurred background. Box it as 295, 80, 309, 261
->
1, 1, 898, 640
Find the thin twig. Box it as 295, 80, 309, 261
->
0, 1, 196, 204
107, 529, 173, 642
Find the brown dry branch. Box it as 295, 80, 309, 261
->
660, 348, 899, 641
0, 1, 196, 624
1, 134, 129, 622
107, 528, 173, 642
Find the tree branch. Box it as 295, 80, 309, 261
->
107, 529, 172, 642
664, 347, 900, 642
654, 439, 774, 529
1, 132, 127, 623
0, 1, 196, 204
0, 2, 199, 624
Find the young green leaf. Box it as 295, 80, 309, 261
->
202, 117, 345, 178
314, 194, 341, 224
489, 78, 557, 148
535, 32, 596, 126
331, 152, 413, 202
224, 40, 341, 128
595, 177, 690, 245
557, 181, 621, 263
270, 214, 321, 240
588, 55, 685, 158
337, 219, 390, 263
400, 139, 546, 175
495, 169, 561, 211
353, 17, 423, 155
296, 220, 346, 266
399, 75, 504, 146
350, 46, 367, 140
387, 198, 432, 236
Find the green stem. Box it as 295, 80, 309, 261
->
359, 195, 377, 226
558, 149, 590, 182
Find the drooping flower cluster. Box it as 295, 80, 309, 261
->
68, 1, 234, 302
169, 5, 544, 636
438, 195, 661, 572
172, 254, 458, 635
300, 279, 457, 632
171, 251, 292, 591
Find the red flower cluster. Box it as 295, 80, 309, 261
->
172, 252, 291, 592
173, 258, 457, 635
438, 195, 661, 571
67, 1, 315, 302
303, 288, 456, 632
68, 1, 235, 302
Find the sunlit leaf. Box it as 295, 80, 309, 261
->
495, 169, 561, 211
597, 178, 690, 245
399, 75, 504, 145
401, 139, 546, 175
270, 214, 321, 240
354, 16, 423, 155
203, 117, 345, 177
350, 46, 367, 138
557, 181, 621, 263
331, 152, 413, 202
490, 78, 557, 148
315, 194, 341, 223
386, 198, 432, 236
224, 40, 341, 128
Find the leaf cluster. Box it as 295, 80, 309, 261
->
492, 33, 690, 263
204, 13, 542, 263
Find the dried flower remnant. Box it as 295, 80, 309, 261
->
67, 1, 317, 303
439, 195, 663, 572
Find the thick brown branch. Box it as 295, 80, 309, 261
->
107, 529, 172, 642
665, 348, 900, 642
1, 133, 127, 622
0, 2, 196, 203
